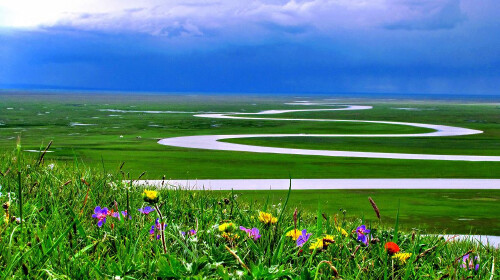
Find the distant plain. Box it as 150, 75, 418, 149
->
1, 91, 499, 234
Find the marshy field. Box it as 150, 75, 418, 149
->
0, 91, 499, 278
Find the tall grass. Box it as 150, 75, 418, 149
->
0, 152, 497, 279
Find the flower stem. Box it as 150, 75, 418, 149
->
154, 204, 167, 254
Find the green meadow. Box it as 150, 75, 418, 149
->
1, 91, 499, 235
233, 189, 500, 235
1, 92, 499, 179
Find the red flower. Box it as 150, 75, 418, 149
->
384, 242, 400, 254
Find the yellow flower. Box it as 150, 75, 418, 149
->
286, 229, 302, 240
392, 253, 412, 264
258, 211, 277, 224
142, 190, 159, 203
221, 232, 240, 241
218, 222, 235, 232
323, 234, 335, 241
309, 235, 335, 250
309, 238, 323, 250
336, 227, 348, 237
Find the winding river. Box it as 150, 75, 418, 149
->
158, 102, 500, 161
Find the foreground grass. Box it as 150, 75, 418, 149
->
0, 153, 498, 279
235, 189, 500, 236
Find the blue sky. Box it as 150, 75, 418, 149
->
0, 0, 499, 95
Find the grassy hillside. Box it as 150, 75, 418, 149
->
0, 151, 498, 279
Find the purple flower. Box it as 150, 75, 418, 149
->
356, 225, 370, 245
110, 211, 120, 219
181, 229, 197, 237
121, 210, 132, 220
461, 254, 479, 271
239, 226, 261, 240
91, 206, 109, 227
150, 218, 166, 240
296, 229, 311, 247
138, 206, 154, 215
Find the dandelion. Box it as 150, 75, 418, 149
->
138, 206, 154, 215
392, 253, 412, 264
296, 229, 311, 247
336, 227, 348, 237
239, 226, 261, 240
219, 222, 236, 232
309, 235, 335, 250
142, 190, 159, 204
150, 218, 166, 240
92, 206, 109, 227
309, 239, 323, 250
384, 242, 400, 255
286, 229, 302, 240
356, 225, 370, 245
461, 254, 479, 271
258, 211, 277, 224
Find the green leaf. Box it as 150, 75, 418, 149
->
393, 199, 400, 243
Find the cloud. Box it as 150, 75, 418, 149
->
0, 0, 471, 38
384, 0, 466, 30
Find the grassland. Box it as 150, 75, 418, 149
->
0, 153, 497, 279
234, 189, 500, 235
1, 91, 499, 236
0, 91, 499, 179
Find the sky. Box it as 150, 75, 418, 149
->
0, 0, 499, 95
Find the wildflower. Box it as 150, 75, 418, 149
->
239, 226, 261, 240
286, 229, 302, 240
384, 242, 400, 254
47, 163, 55, 170
91, 206, 109, 227
296, 229, 312, 247
356, 225, 370, 245
258, 211, 277, 224
150, 218, 166, 240
138, 206, 154, 215
392, 253, 412, 264
221, 232, 240, 241
142, 190, 159, 204
309, 239, 323, 250
461, 254, 479, 271
336, 227, 348, 237
181, 229, 197, 237
218, 222, 236, 232
219, 223, 239, 241
309, 235, 335, 250
110, 210, 120, 219
121, 210, 132, 220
